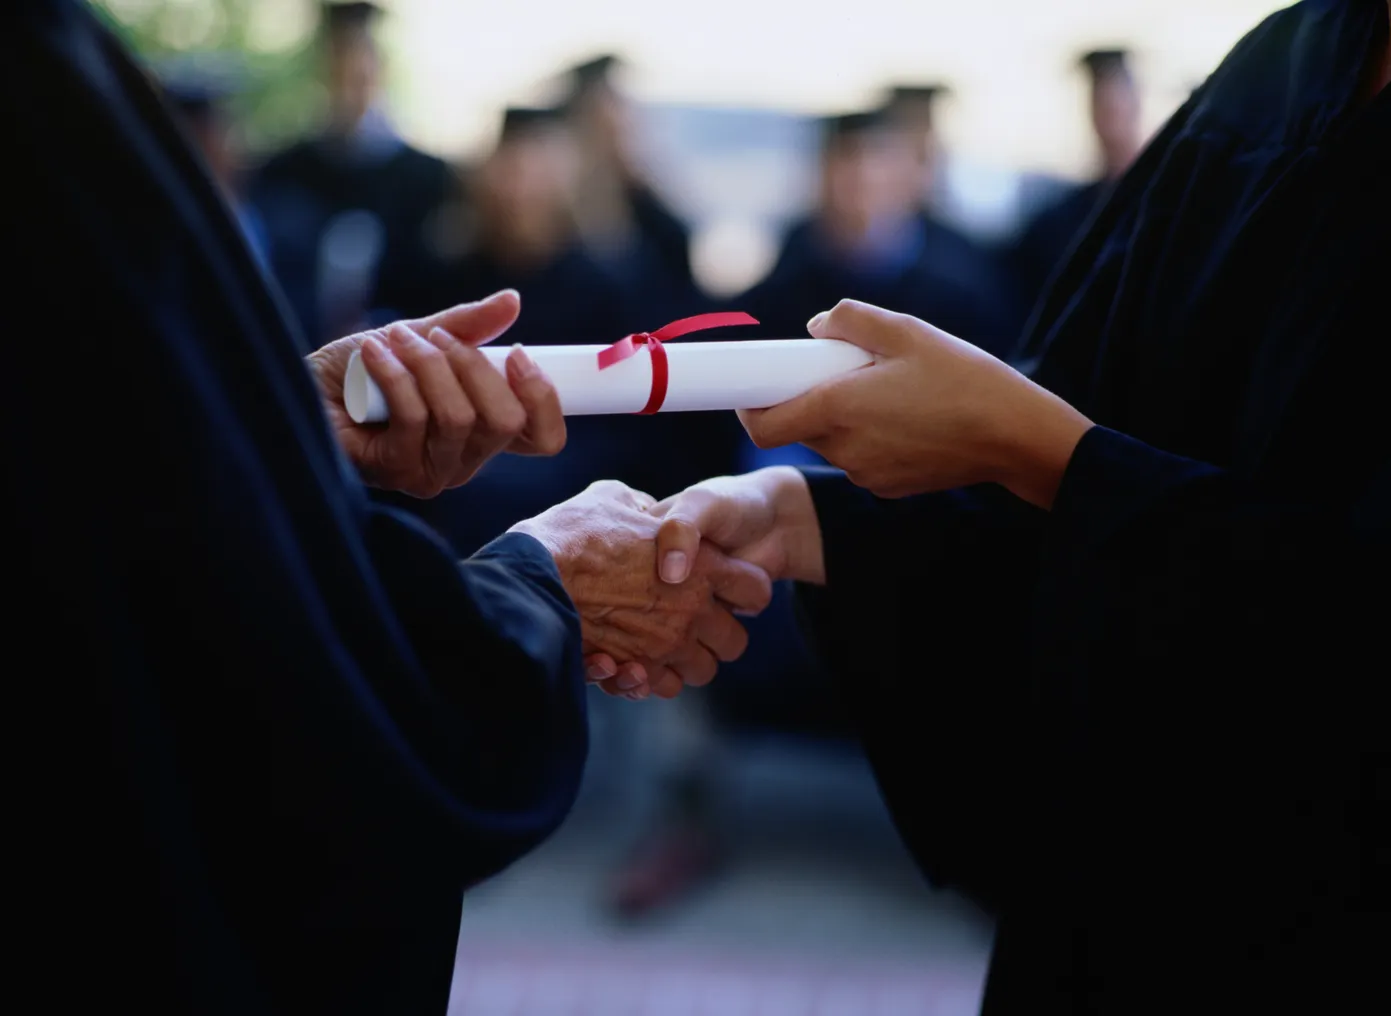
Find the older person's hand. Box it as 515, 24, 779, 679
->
738, 300, 1094, 508
308, 290, 566, 498
511, 481, 773, 701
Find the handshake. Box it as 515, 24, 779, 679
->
307, 290, 833, 703
509, 468, 826, 701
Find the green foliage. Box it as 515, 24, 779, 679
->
90, 0, 327, 155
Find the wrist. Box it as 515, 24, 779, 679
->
987, 383, 1092, 509
758, 466, 827, 585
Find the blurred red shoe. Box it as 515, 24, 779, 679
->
605, 822, 726, 921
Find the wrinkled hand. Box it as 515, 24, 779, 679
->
737, 300, 1093, 508
308, 290, 567, 498
511, 481, 773, 700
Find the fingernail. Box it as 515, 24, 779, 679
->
510, 344, 539, 379
387, 326, 413, 349
616, 671, 642, 691
586, 662, 614, 681
626, 687, 649, 701
807, 312, 828, 333
361, 335, 385, 359
660, 551, 689, 584
427, 327, 454, 348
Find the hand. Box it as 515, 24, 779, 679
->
649, 467, 826, 587
737, 300, 1093, 508
511, 481, 773, 700
308, 290, 567, 498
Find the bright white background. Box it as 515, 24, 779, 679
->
381, 0, 1283, 174
104, 0, 1285, 173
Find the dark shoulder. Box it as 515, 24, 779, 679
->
1186, 0, 1378, 139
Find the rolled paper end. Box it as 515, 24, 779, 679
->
344, 349, 389, 424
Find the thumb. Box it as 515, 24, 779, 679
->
651, 486, 740, 584
807, 298, 910, 357
409, 290, 521, 348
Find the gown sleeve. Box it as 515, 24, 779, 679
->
794, 468, 1050, 912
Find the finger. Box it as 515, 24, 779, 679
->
505, 345, 567, 457
585, 654, 618, 684
388, 325, 476, 467
694, 608, 750, 665
427, 328, 526, 450
359, 334, 428, 441
647, 665, 686, 699
736, 384, 836, 449
613, 661, 650, 699
652, 488, 729, 585
408, 290, 521, 347
664, 646, 718, 692
701, 545, 774, 616
806, 298, 909, 356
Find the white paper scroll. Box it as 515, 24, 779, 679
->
342, 339, 875, 423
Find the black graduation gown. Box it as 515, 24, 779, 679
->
740, 214, 1018, 358
1007, 179, 1108, 328
250, 126, 457, 344
797, 1, 1390, 1012
6, 4, 587, 1013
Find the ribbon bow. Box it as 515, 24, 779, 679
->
596, 312, 760, 415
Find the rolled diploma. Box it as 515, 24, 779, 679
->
342, 339, 875, 423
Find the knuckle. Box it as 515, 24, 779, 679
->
440, 405, 477, 435
494, 404, 527, 438
396, 404, 428, 430
536, 427, 566, 456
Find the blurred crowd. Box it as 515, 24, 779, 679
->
155, 0, 1144, 923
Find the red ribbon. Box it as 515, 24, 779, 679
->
596, 312, 759, 415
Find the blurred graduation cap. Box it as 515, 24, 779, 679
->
498, 105, 567, 141
1079, 48, 1133, 82
321, 1, 384, 36
818, 109, 898, 151
821, 109, 892, 137
882, 83, 952, 127
560, 53, 624, 111
570, 54, 621, 88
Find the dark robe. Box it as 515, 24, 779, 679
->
741, 212, 1018, 358
250, 120, 457, 345
6, 4, 587, 1013
1008, 179, 1108, 327
797, 1, 1390, 1012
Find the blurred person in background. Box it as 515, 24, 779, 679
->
1009, 48, 1144, 329
423, 107, 625, 348
250, 0, 459, 343
881, 83, 951, 218
740, 109, 1014, 357
158, 58, 270, 266
563, 54, 704, 321
8, 2, 773, 1013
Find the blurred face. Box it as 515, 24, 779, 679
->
571, 85, 631, 165
325, 29, 381, 129
890, 102, 937, 168
478, 128, 578, 250
820, 129, 921, 239
1090, 72, 1142, 176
